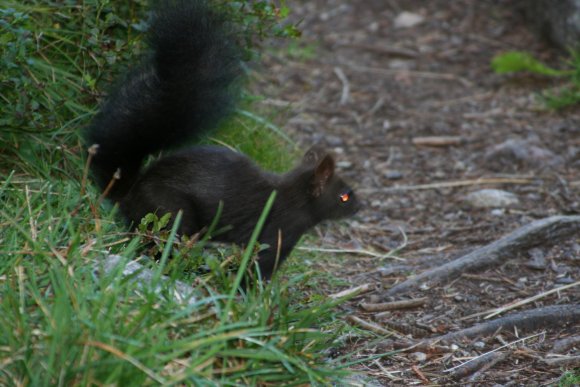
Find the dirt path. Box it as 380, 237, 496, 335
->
258, 0, 579, 384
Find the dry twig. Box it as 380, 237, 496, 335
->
552, 335, 580, 354
380, 319, 432, 338
342, 62, 473, 87
346, 315, 400, 337
445, 332, 544, 373
438, 305, 579, 344
360, 177, 533, 194
329, 283, 375, 299
542, 355, 580, 366
483, 280, 580, 319
297, 245, 405, 261
411, 364, 430, 384
333, 67, 350, 105
452, 351, 509, 380
361, 297, 427, 312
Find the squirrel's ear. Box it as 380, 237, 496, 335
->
302, 145, 326, 165
311, 154, 335, 197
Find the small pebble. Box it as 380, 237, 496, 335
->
473, 341, 485, 349
409, 352, 427, 362
325, 135, 343, 147
367, 21, 379, 32
336, 161, 352, 169
526, 248, 546, 270
464, 189, 519, 209
419, 283, 431, 291
385, 170, 403, 180
394, 11, 424, 28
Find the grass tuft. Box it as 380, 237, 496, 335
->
0, 1, 355, 384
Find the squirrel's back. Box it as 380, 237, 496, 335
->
85, 0, 242, 201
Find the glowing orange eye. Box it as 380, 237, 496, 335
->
339, 192, 350, 203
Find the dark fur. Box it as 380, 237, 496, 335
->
86, 0, 359, 279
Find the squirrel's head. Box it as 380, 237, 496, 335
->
300, 145, 360, 221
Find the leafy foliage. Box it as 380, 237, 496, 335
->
0, 0, 298, 176
223, 0, 300, 41
491, 50, 580, 109
491, 51, 568, 76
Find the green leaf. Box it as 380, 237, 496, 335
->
491, 51, 567, 76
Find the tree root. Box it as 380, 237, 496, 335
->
385, 215, 580, 296
435, 304, 580, 344
390, 304, 580, 352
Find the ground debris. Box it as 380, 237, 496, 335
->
260, 0, 580, 383
385, 216, 580, 296
361, 297, 427, 312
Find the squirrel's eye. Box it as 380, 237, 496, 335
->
339, 191, 351, 203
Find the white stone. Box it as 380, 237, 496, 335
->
394, 12, 425, 28
464, 189, 520, 209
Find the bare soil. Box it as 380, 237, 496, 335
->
257, 0, 579, 385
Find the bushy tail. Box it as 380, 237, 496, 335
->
86, 0, 242, 201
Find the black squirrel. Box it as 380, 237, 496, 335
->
86, 0, 359, 280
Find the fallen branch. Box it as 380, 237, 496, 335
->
552, 335, 580, 354
437, 305, 579, 344
450, 351, 509, 380
542, 355, 580, 366
329, 283, 375, 299
445, 332, 544, 373
346, 315, 398, 337
411, 364, 430, 384
483, 280, 580, 319
298, 245, 405, 260
460, 273, 506, 283
466, 352, 509, 382
361, 297, 427, 312
333, 67, 350, 105
342, 62, 473, 87
380, 319, 432, 338
385, 216, 580, 296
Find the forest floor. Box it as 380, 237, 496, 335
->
256, 0, 580, 385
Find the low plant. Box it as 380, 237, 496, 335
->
0, 1, 356, 385
491, 50, 580, 109
0, 180, 352, 384
559, 369, 580, 387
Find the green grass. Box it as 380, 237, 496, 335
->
560, 369, 580, 387
0, 1, 354, 385
0, 178, 350, 385
209, 107, 299, 173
